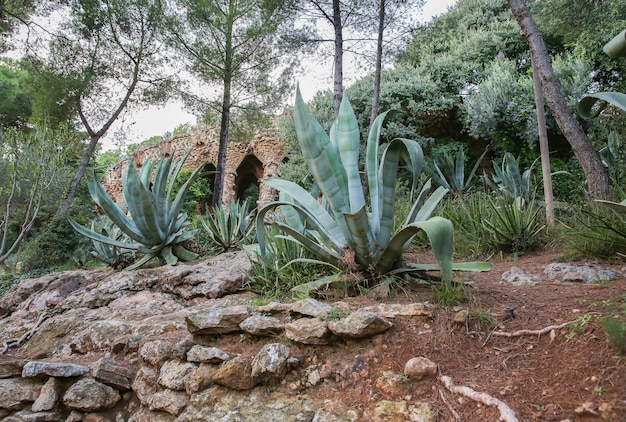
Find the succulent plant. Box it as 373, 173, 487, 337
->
257, 88, 460, 284
71, 150, 203, 270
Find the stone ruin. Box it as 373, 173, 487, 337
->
101, 126, 288, 209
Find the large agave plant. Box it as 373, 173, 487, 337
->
71, 150, 203, 270
257, 88, 459, 284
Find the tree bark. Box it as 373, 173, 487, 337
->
508, 0, 611, 199
370, 0, 385, 127
332, 0, 343, 117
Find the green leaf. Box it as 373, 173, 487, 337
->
579, 92, 626, 119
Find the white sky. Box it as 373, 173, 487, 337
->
102, 0, 458, 151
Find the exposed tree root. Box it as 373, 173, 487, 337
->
469, 320, 574, 346
439, 375, 519, 422
1, 311, 50, 354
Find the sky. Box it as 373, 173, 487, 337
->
102, 0, 458, 151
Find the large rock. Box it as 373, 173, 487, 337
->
284, 318, 331, 345
0, 378, 42, 409
62, 379, 120, 412
251, 343, 292, 384
327, 311, 392, 338
185, 305, 250, 335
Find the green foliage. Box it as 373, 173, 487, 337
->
483, 152, 537, 202
443, 191, 547, 257
431, 284, 473, 307
71, 151, 203, 270
201, 199, 256, 253
246, 224, 336, 298
0, 63, 32, 129
87, 218, 134, 267
20, 206, 89, 271
170, 169, 212, 216
427, 147, 486, 194
600, 316, 626, 354
257, 89, 457, 286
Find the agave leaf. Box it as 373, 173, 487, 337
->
334, 93, 365, 212
344, 205, 377, 267
376, 216, 454, 283
409, 185, 449, 223
367, 110, 391, 237
579, 92, 626, 119
264, 178, 346, 244
595, 199, 626, 214
69, 220, 142, 250
124, 160, 163, 242
294, 88, 349, 222
267, 219, 341, 267
404, 262, 492, 272
86, 177, 155, 245
290, 273, 349, 296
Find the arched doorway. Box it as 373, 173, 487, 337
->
235, 155, 263, 204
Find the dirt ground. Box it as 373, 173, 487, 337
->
228, 249, 626, 421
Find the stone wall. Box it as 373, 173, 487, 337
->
101, 126, 287, 208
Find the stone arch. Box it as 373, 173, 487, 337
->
234, 154, 263, 203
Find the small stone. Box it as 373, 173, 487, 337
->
186, 345, 230, 364
452, 309, 468, 325
290, 298, 333, 318
404, 357, 437, 381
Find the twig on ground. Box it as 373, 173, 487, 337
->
469, 320, 574, 346
439, 388, 461, 420
439, 375, 519, 422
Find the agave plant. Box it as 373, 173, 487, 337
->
70, 150, 203, 270
483, 152, 536, 201
87, 218, 134, 267
201, 199, 256, 252
256, 88, 464, 285
427, 148, 486, 194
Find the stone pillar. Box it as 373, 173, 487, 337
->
258, 160, 281, 208
222, 170, 238, 206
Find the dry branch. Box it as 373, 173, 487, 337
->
489, 321, 572, 338
439, 375, 519, 422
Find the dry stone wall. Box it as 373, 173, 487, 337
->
101, 126, 287, 208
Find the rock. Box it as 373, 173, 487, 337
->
284, 318, 331, 345
186, 345, 230, 364
184, 364, 217, 395
501, 267, 539, 286
239, 315, 284, 336
31, 377, 60, 412
212, 356, 256, 390
131, 366, 158, 405
251, 343, 292, 384
146, 389, 189, 415
452, 309, 468, 325
339, 356, 370, 382
185, 305, 250, 335
0, 360, 26, 378
544, 263, 621, 283
139, 339, 175, 366
327, 311, 392, 338
157, 251, 251, 299
370, 400, 408, 422
62, 379, 120, 412
290, 298, 334, 318
157, 360, 197, 391
408, 402, 437, 422
90, 357, 135, 390
22, 362, 89, 378
404, 357, 437, 381
6, 409, 63, 421
0, 378, 42, 409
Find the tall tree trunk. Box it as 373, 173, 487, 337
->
332, 0, 343, 117
508, 0, 611, 199
213, 83, 231, 208
370, 0, 385, 127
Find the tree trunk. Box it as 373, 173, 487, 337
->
370, 0, 385, 127
213, 85, 231, 208
332, 0, 343, 117
508, 0, 611, 199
